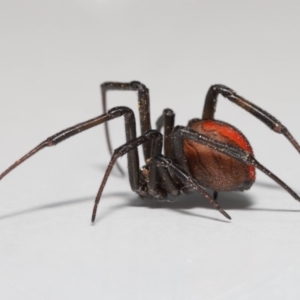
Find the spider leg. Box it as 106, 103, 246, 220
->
101, 81, 152, 172
0, 106, 140, 192
155, 164, 180, 197
172, 125, 300, 202
151, 155, 231, 220
91, 130, 162, 223
202, 84, 300, 153
156, 108, 175, 158
148, 146, 180, 199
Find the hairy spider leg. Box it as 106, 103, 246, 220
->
203, 84, 300, 153
101, 81, 151, 174
0, 107, 141, 192
91, 130, 163, 222
156, 108, 175, 158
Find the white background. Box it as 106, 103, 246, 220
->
1, 1, 300, 299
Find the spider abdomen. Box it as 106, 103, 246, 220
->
183, 119, 256, 191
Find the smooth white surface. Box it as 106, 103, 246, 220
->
1, 1, 300, 299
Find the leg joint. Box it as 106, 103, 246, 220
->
130, 81, 149, 93
210, 84, 235, 97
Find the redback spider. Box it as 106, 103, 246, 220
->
1, 81, 300, 222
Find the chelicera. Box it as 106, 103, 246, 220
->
1, 81, 300, 222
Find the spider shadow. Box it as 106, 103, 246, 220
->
1, 181, 298, 224
129, 191, 254, 211
95, 190, 255, 224
0, 192, 128, 222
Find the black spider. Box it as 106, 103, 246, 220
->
1, 81, 300, 223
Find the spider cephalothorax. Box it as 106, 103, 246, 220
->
1, 81, 300, 223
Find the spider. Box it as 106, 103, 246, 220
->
1, 81, 300, 223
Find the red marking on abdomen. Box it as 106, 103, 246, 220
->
201, 120, 255, 181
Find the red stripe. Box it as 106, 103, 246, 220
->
202, 120, 255, 180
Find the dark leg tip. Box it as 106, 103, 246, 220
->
91, 211, 96, 224
219, 208, 231, 220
